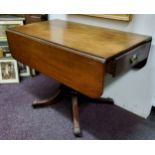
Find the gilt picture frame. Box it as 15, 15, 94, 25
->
84, 14, 132, 21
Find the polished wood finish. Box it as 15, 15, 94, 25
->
106, 42, 151, 76
7, 20, 151, 60
6, 19, 152, 137
6, 20, 152, 97
32, 85, 82, 137
31, 84, 114, 137
72, 92, 81, 136
32, 89, 61, 108
6, 30, 104, 98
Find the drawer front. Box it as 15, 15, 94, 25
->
106, 41, 151, 76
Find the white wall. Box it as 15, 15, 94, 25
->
49, 14, 155, 118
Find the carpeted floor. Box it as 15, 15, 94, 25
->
0, 74, 155, 140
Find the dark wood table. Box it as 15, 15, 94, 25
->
6, 20, 152, 137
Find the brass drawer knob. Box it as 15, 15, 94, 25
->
130, 54, 138, 64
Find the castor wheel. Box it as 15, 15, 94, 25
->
73, 127, 82, 137
72, 93, 82, 137
105, 98, 114, 104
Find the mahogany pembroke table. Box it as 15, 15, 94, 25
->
6, 20, 152, 137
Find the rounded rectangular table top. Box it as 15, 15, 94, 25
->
8, 19, 152, 60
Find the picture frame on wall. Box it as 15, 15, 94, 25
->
83, 14, 132, 22
18, 62, 31, 77
0, 58, 19, 84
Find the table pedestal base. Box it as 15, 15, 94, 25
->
32, 85, 114, 137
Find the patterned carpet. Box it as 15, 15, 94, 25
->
0, 74, 155, 140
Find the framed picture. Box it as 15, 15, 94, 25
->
0, 21, 23, 41
0, 15, 24, 41
18, 62, 31, 77
0, 58, 19, 83
0, 15, 24, 60
0, 47, 3, 58
0, 41, 10, 58
83, 14, 132, 22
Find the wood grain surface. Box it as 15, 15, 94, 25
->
8, 20, 151, 60
6, 31, 105, 98
6, 20, 152, 97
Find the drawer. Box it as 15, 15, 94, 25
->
106, 41, 151, 76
